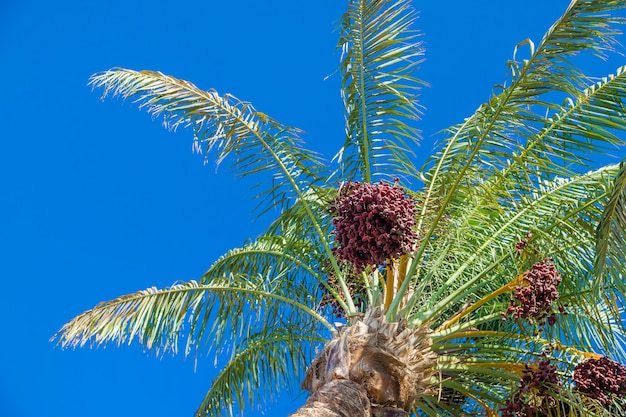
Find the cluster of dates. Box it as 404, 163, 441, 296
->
501, 355, 626, 415
573, 356, 626, 406
501, 237, 626, 413
501, 359, 562, 417
502, 259, 566, 331
331, 181, 417, 273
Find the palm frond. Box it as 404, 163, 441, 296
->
337, 0, 424, 183
548, 295, 626, 362
423, 0, 626, 182
52, 276, 332, 357
89, 68, 326, 216
203, 236, 322, 287
594, 161, 626, 280
195, 324, 324, 417
89, 69, 358, 312
394, 61, 626, 317
199, 235, 351, 315
541, 0, 625, 61
408, 165, 619, 327
265, 185, 335, 246
403, 2, 626, 313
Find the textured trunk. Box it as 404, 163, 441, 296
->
288, 379, 370, 417
288, 379, 408, 417
291, 307, 436, 417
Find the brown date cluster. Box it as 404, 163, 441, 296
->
331, 181, 417, 273
501, 355, 626, 415
501, 359, 562, 417
502, 259, 566, 332
573, 356, 626, 406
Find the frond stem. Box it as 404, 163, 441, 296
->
358, 0, 372, 182
435, 279, 519, 332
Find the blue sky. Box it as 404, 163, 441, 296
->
1, 1, 623, 416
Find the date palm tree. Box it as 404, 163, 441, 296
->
54, 0, 626, 416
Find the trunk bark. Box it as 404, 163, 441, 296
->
288, 379, 409, 417
288, 379, 370, 417
291, 307, 434, 417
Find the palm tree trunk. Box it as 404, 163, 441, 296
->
289, 379, 370, 417
289, 379, 408, 417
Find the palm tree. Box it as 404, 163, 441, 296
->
54, 0, 626, 416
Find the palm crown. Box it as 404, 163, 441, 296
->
55, 0, 626, 416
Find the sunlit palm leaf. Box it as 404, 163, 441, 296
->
265, 185, 335, 246
549, 296, 626, 361
203, 236, 322, 287
410, 1, 626, 301
89, 68, 357, 311
89, 68, 326, 216
408, 165, 619, 327
449, 65, 626, 219
337, 0, 424, 182
199, 235, 350, 313
195, 324, 324, 417
542, 0, 625, 61
594, 161, 626, 280
53, 277, 331, 357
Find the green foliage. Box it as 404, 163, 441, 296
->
337, 0, 424, 183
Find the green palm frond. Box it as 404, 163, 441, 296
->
195, 324, 324, 417
446, 65, 626, 217
89, 68, 326, 216
542, 0, 625, 61
406, 2, 626, 303
52, 276, 331, 356
408, 165, 619, 327
203, 236, 322, 286
89, 69, 357, 313
393, 59, 626, 316
420, 60, 626, 231
265, 185, 335, 244
548, 296, 626, 361
594, 161, 626, 280
199, 235, 350, 314
337, 0, 424, 182
257, 186, 361, 312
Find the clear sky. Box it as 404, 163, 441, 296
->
1, 1, 623, 416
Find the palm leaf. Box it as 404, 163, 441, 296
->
195, 324, 324, 417
594, 161, 626, 280
549, 294, 626, 361
89, 68, 326, 216
52, 277, 331, 356
199, 235, 350, 314
390, 2, 626, 316
408, 0, 626, 299
336, 0, 424, 183
89, 69, 358, 312
408, 165, 619, 327
203, 236, 322, 287
264, 185, 335, 247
